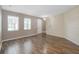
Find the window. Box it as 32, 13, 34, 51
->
8, 15, 19, 31
24, 18, 31, 30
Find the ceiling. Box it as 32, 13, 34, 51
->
1, 5, 76, 17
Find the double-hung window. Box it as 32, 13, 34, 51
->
8, 15, 19, 31
24, 18, 31, 30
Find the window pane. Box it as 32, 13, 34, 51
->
24, 18, 31, 30
28, 19, 31, 29
8, 15, 19, 31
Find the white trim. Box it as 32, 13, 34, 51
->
46, 33, 64, 39
2, 33, 39, 42
46, 33, 79, 46
65, 37, 79, 46
2, 33, 79, 46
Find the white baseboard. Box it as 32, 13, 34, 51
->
2, 33, 79, 46
65, 37, 79, 46
2, 33, 40, 42
47, 33, 79, 46
46, 33, 65, 39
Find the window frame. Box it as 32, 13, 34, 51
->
7, 15, 19, 31
24, 18, 31, 30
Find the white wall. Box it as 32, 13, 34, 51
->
46, 14, 65, 38
46, 6, 79, 45
64, 7, 79, 45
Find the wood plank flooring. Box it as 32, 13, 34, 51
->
0, 33, 79, 54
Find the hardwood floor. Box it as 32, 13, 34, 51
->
0, 33, 79, 54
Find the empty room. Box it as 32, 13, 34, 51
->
0, 5, 79, 54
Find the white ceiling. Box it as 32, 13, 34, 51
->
1, 5, 76, 17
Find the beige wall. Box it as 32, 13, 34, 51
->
64, 6, 79, 45
2, 10, 42, 40
46, 14, 65, 38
